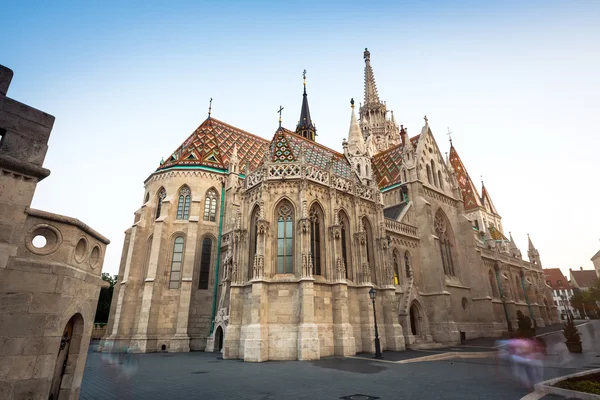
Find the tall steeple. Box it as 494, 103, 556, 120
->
296, 69, 316, 141
359, 48, 400, 153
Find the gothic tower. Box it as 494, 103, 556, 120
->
359, 48, 400, 154
296, 70, 316, 141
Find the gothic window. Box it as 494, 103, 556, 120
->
403, 170, 407, 183
365, 164, 370, 177
362, 217, 376, 284
203, 189, 218, 222
489, 270, 498, 297
404, 251, 412, 278
156, 188, 166, 219
393, 250, 400, 285
431, 160, 438, 187
169, 236, 184, 289
438, 171, 444, 190
248, 206, 260, 280
434, 209, 456, 276
515, 275, 522, 300
309, 203, 324, 276
142, 235, 153, 280
176, 186, 191, 220
276, 201, 294, 274
198, 237, 212, 289
339, 210, 351, 280
426, 165, 432, 185
357, 164, 361, 175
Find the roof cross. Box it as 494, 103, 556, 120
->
208, 98, 213, 118
447, 127, 453, 146
277, 105, 284, 128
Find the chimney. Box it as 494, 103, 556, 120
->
580, 266, 583, 271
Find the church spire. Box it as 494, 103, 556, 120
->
347, 98, 366, 154
296, 69, 316, 141
363, 48, 380, 105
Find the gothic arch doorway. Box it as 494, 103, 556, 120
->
409, 303, 421, 336
215, 326, 224, 352
50, 313, 84, 400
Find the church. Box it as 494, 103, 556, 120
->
101, 49, 558, 361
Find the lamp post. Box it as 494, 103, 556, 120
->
369, 288, 383, 359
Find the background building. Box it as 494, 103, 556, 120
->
543, 268, 580, 320
570, 267, 599, 291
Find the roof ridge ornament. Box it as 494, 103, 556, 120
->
277, 105, 284, 128
208, 97, 213, 118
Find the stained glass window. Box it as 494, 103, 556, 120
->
169, 236, 184, 289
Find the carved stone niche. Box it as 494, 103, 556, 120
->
329, 225, 341, 240
256, 219, 269, 235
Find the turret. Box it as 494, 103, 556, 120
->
345, 98, 372, 185
527, 234, 542, 267
509, 232, 522, 259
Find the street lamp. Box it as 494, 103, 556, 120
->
369, 288, 383, 359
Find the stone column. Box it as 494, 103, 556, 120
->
170, 219, 199, 352
297, 279, 320, 360
243, 281, 269, 362
358, 286, 375, 352
381, 288, 405, 350
331, 283, 356, 356
130, 212, 167, 352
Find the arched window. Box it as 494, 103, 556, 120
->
357, 164, 361, 175
365, 164, 370, 177
434, 210, 456, 276
156, 188, 166, 219
404, 251, 412, 278
169, 236, 184, 289
339, 210, 351, 280
515, 275, 522, 300
362, 217, 376, 284
276, 200, 294, 274
176, 186, 191, 220
431, 160, 438, 187
142, 235, 153, 280
198, 238, 212, 289
203, 189, 218, 222
438, 171, 444, 190
309, 203, 324, 276
248, 205, 260, 281
426, 165, 432, 185
489, 270, 498, 297
403, 170, 407, 183
393, 250, 400, 285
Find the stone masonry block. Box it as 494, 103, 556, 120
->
0, 355, 36, 380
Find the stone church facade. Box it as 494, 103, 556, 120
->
102, 49, 558, 361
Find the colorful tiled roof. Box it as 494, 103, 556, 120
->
488, 226, 508, 241
157, 118, 269, 173
543, 268, 571, 290
372, 143, 404, 188
449, 145, 482, 211
269, 128, 354, 179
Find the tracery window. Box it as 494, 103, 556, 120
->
431, 160, 438, 187
339, 210, 351, 280
357, 164, 361, 175
404, 251, 412, 278
156, 188, 166, 219
362, 217, 376, 284
276, 201, 294, 274
309, 204, 324, 276
393, 249, 400, 285
176, 186, 191, 220
169, 236, 184, 289
203, 189, 218, 222
198, 237, 212, 289
434, 210, 455, 276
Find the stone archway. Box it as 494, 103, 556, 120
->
409, 303, 421, 336
215, 326, 224, 352
50, 313, 84, 400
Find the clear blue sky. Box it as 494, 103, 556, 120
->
2, 1, 599, 278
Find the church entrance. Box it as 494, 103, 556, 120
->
215, 326, 224, 352
409, 304, 420, 336
49, 316, 75, 400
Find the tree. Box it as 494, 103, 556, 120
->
94, 273, 117, 324
516, 310, 536, 338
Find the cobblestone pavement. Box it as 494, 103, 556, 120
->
81, 321, 600, 400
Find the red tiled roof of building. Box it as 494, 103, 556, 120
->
570, 268, 598, 289
543, 268, 571, 290
448, 144, 482, 211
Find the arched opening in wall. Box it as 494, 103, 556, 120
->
404, 251, 412, 278
215, 326, 224, 352
156, 188, 166, 220
50, 313, 84, 400
177, 185, 191, 220
426, 165, 432, 185
489, 269, 498, 297
409, 302, 421, 336
438, 171, 444, 190
169, 236, 185, 289
309, 202, 325, 276
403, 170, 407, 183
431, 160, 438, 187
275, 200, 294, 274
362, 217, 376, 284
393, 249, 400, 285
357, 163, 361, 175
203, 188, 218, 222
434, 209, 456, 276
198, 237, 212, 289
248, 205, 260, 281
339, 210, 352, 280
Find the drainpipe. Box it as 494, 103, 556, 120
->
495, 264, 512, 332
520, 271, 535, 326
209, 183, 226, 335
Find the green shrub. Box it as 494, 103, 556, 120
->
516, 310, 536, 338
555, 380, 600, 394
563, 319, 581, 343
